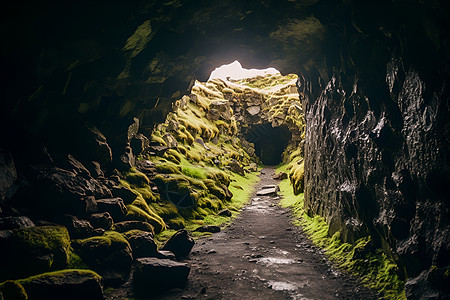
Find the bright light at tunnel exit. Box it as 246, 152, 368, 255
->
208, 60, 280, 81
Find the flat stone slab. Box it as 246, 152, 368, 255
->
260, 185, 279, 191
256, 187, 278, 196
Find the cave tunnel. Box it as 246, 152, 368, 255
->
0, 1, 449, 299
245, 123, 291, 166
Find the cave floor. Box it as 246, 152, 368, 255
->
137, 167, 377, 299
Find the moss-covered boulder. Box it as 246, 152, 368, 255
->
0, 269, 104, 300
0, 226, 71, 282
71, 231, 132, 285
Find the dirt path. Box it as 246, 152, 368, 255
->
158, 167, 378, 300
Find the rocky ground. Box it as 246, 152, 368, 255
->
148, 167, 378, 300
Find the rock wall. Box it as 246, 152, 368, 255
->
302, 37, 450, 300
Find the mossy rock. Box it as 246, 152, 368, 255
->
164, 149, 182, 164
72, 231, 133, 277
124, 168, 150, 187
13, 269, 103, 300
154, 162, 182, 174
0, 226, 71, 282
125, 205, 165, 233
289, 161, 304, 195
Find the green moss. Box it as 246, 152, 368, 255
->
74, 231, 129, 248
11, 226, 70, 254
277, 174, 406, 299
67, 252, 89, 270
121, 229, 146, 240
126, 204, 166, 233
164, 149, 182, 164
124, 168, 150, 187
289, 161, 304, 195
154, 161, 182, 174
18, 269, 102, 286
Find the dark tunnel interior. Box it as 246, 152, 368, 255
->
245, 123, 291, 166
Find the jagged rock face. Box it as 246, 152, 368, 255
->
303, 56, 450, 299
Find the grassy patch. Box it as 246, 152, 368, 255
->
277, 175, 406, 299
155, 170, 260, 242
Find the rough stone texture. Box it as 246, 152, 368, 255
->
90, 212, 113, 230
0, 225, 71, 281
132, 258, 190, 293
126, 231, 158, 258
162, 229, 195, 258
113, 220, 154, 234
303, 60, 449, 298
18, 269, 104, 300
0, 216, 34, 230
96, 198, 127, 221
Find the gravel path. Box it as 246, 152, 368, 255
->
154, 167, 378, 299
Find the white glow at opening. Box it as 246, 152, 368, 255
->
209, 60, 280, 81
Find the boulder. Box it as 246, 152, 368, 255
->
218, 209, 232, 217
125, 231, 158, 258
17, 269, 104, 300
90, 212, 113, 230
60, 215, 94, 239
162, 229, 195, 258
0, 216, 34, 230
111, 186, 137, 204
194, 225, 220, 233
0, 226, 71, 281
96, 198, 127, 221
113, 220, 154, 234
132, 258, 190, 293
29, 165, 111, 217
72, 231, 133, 285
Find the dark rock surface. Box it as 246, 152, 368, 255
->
132, 258, 190, 293
126, 231, 158, 259
0, 216, 34, 230
303, 42, 450, 300
0, 225, 71, 281
162, 229, 195, 259
18, 269, 104, 300
194, 225, 221, 233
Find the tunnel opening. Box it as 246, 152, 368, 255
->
245, 123, 291, 166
